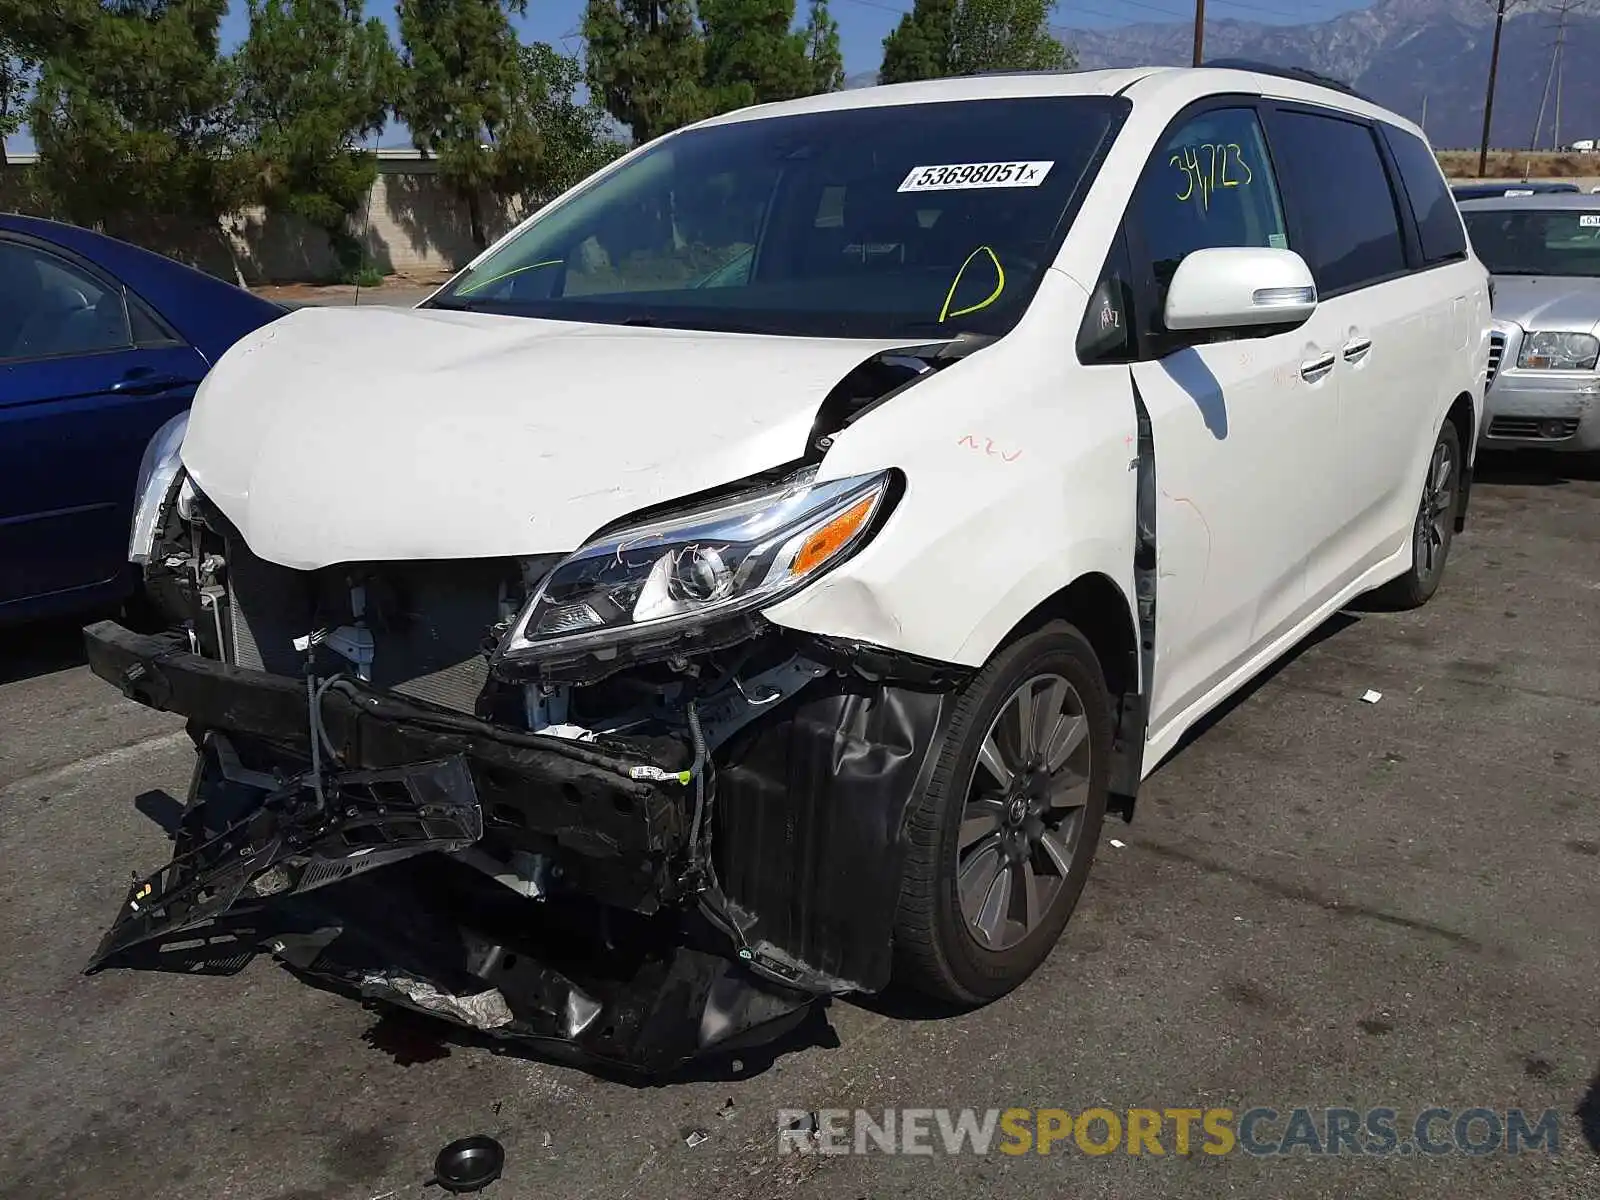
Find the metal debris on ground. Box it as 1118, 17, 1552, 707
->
683, 1127, 711, 1148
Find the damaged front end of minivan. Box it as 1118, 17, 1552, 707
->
84, 343, 981, 1074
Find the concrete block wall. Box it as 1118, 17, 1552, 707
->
1, 151, 534, 285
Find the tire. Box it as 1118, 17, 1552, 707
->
893, 620, 1111, 1005
1373, 420, 1461, 610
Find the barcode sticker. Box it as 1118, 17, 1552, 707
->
898, 161, 1054, 192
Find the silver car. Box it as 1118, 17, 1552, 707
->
1459, 194, 1600, 452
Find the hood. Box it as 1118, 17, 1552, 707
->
181, 306, 928, 570
1490, 275, 1600, 333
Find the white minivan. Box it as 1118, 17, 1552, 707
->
92, 63, 1489, 1070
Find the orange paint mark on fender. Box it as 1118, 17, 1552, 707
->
958, 434, 1022, 462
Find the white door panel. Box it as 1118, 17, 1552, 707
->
1134, 309, 1342, 733
1326, 271, 1457, 594
1125, 101, 1346, 737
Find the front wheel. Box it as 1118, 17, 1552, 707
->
1373, 420, 1461, 610
893, 621, 1111, 1005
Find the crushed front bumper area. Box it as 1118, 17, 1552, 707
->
82, 619, 955, 1072
83, 620, 823, 1072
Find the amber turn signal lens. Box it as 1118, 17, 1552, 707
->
791, 494, 877, 577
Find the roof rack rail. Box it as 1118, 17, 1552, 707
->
1200, 58, 1367, 101
970, 67, 1086, 78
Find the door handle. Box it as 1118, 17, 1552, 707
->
111, 372, 189, 396
1299, 353, 1336, 383
1342, 338, 1373, 364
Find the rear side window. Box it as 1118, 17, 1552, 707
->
128, 294, 182, 347
1271, 110, 1407, 295
1383, 126, 1468, 265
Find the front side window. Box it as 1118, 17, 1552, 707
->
1462, 209, 1600, 278
1271, 111, 1407, 295
0, 241, 132, 362
430, 96, 1129, 339
1133, 106, 1289, 310
1383, 125, 1467, 265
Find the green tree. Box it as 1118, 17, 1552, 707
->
801, 0, 843, 93
514, 41, 624, 206
236, 0, 397, 275
28, 0, 254, 230
1, 32, 35, 167
948, 0, 1070, 75
879, 0, 1070, 83
582, 0, 707, 145
397, 0, 541, 249
698, 0, 811, 112
878, 0, 953, 85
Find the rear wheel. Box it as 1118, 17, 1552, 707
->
893, 621, 1110, 1004
1374, 420, 1460, 610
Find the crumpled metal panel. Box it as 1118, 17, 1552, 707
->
715, 677, 952, 993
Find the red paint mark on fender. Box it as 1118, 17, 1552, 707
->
958, 434, 1022, 462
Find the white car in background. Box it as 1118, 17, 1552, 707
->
89, 62, 1488, 1071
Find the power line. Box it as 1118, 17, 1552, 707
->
1208, 0, 1346, 17
828, 0, 917, 14
1085, 0, 1190, 18
1054, 0, 1355, 27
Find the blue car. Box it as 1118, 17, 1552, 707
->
0, 214, 284, 625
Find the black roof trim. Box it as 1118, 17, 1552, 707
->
969, 67, 1099, 78
1201, 59, 1370, 102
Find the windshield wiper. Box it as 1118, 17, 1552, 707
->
426, 296, 495, 312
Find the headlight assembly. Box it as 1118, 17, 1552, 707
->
129, 412, 189, 564
1517, 330, 1600, 370
495, 466, 895, 669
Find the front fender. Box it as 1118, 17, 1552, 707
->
763, 281, 1139, 672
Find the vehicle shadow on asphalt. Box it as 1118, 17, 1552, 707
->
134, 789, 186, 837
1473, 448, 1600, 486
1159, 609, 1363, 766
0, 616, 92, 686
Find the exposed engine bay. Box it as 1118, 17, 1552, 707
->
85, 340, 983, 1073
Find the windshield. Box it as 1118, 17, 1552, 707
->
429, 96, 1129, 339
1463, 209, 1600, 277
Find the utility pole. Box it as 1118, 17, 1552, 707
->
1421, 93, 1429, 133
1477, 0, 1509, 176
1531, 2, 1574, 152
1192, 0, 1205, 66
1553, 15, 1565, 150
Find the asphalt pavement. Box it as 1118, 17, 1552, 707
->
1, 451, 1597, 1200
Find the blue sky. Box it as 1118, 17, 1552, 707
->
6, 0, 1372, 154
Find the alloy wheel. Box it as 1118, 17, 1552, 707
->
1416, 438, 1456, 581
954, 673, 1093, 952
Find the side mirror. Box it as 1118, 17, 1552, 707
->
1164, 246, 1318, 332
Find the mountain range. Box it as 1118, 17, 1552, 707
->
850, 0, 1600, 152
